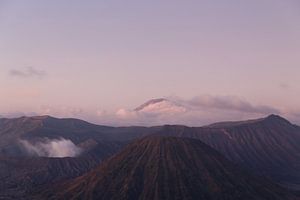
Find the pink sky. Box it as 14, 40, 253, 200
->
0, 0, 300, 125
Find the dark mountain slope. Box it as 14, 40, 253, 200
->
1, 114, 299, 191
0, 156, 97, 200
156, 115, 300, 189
0, 115, 156, 142
0, 140, 125, 200
0, 116, 158, 157
40, 136, 297, 200
0, 116, 157, 199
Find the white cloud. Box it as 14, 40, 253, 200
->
116, 108, 137, 119
112, 96, 281, 126
19, 138, 82, 158
0, 95, 292, 127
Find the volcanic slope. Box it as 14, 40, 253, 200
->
156, 115, 300, 189
41, 136, 297, 200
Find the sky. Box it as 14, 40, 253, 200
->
0, 0, 300, 126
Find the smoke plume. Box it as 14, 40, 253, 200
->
20, 138, 82, 158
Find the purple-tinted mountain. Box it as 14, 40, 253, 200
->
155, 115, 300, 189
1, 114, 300, 198
39, 136, 297, 200
0, 116, 158, 157
0, 116, 157, 199
0, 140, 124, 199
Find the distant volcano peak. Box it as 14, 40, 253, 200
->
134, 98, 169, 111
265, 114, 286, 121
133, 98, 187, 116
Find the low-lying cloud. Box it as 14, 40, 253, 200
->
1, 94, 290, 126
186, 95, 280, 115
20, 138, 82, 158
113, 95, 281, 126
9, 67, 46, 78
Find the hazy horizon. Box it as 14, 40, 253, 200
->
1, 0, 300, 125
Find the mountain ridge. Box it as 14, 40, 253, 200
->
1, 114, 300, 192
38, 136, 297, 200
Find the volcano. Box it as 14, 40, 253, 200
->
41, 136, 297, 200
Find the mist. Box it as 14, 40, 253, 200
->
20, 138, 82, 158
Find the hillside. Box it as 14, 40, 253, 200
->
156, 115, 300, 189
40, 136, 296, 200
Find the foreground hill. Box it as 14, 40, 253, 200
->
0, 156, 97, 199
40, 136, 296, 200
156, 115, 300, 189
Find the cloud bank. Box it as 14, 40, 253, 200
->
186, 95, 280, 114
2, 94, 297, 126
9, 67, 46, 78
20, 138, 82, 158
113, 95, 281, 126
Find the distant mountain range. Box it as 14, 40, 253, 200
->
0, 114, 299, 199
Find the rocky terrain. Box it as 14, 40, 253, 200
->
155, 115, 300, 189
39, 136, 297, 200
0, 114, 299, 199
